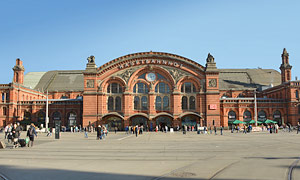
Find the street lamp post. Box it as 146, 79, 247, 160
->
45, 90, 49, 132
254, 89, 258, 126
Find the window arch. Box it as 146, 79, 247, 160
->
155, 82, 170, 93
133, 83, 149, 94
133, 83, 149, 110
181, 82, 197, 93
228, 110, 236, 120
107, 83, 123, 94
258, 110, 267, 121
243, 110, 252, 121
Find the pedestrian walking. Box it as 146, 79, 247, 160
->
96, 125, 101, 140
27, 123, 37, 147
220, 126, 223, 135
114, 126, 117, 134
214, 126, 217, 135
135, 125, 138, 137
84, 127, 88, 138
209, 126, 212, 134
4, 124, 9, 139
297, 122, 300, 134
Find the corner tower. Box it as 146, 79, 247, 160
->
280, 48, 292, 83
205, 53, 220, 127
12, 58, 25, 84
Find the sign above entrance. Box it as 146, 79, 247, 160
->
118, 59, 184, 69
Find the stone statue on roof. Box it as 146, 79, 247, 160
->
206, 53, 214, 63
87, 55, 95, 63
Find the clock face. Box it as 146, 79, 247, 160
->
146, 73, 156, 82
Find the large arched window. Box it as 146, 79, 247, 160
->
52, 111, 61, 121
228, 110, 236, 120
133, 83, 149, 110
182, 96, 188, 110
258, 110, 267, 121
181, 82, 197, 110
37, 111, 45, 125
155, 82, 170, 93
155, 96, 162, 110
155, 82, 171, 111
107, 82, 123, 111
243, 110, 252, 122
108, 96, 114, 111
107, 83, 123, 93
273, 110, 281, 124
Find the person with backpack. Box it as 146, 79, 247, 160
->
27, 123, 37, 147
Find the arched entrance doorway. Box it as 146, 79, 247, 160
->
181, 115, 199, 127
155, 116, 172, 128
105, 116, 123, 131
37, 111, 45, 127
273, 110, 282, 126
258, 110, 267, 121
131, 116, 148, 129
23, 111, 31, 121
243, 110, 252, 122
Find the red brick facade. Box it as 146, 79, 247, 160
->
1, 50, 300, 129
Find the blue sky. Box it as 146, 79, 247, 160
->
0, 0, 299, 83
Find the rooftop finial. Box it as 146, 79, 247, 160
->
206, 53, 215, 63
282, 48, 289, 56
87, 55, 95, 63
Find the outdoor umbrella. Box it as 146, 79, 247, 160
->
232, 120, 246, 124
247, 120, 263, 124
264, 119, 277, 124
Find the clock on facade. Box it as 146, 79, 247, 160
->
146, 72, 156, 82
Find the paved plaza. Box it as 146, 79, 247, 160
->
0, 130, 300, 180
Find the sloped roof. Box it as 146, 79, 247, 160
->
24, 70, 84, 92
23, 68, 281, 92
219, 69, 281, 90
23, 72, 47, 89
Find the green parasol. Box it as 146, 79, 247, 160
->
264, 119, 278, 124
232, 120, 246, 124
247, 120, 263, 124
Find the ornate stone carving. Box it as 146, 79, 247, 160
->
206, 53, 214, 63
87, 55, 95, 63
165, 67, 189, 83
120, 69, 134, 83
208, 79, 217, 87
86, 79, 94, 88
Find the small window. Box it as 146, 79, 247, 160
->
108, 96, 114, 111
156, 96, 162, 110
163, 96, 169, 110
182, 96, 188, 110
141, 96, 148, 110
3, 107, 7, 116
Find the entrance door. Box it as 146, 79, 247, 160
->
131, 116, 148, 129
106, 116, 123, 131
181, 115, 197, 127
156, 116, 172, 128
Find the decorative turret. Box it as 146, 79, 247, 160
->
280, 48, 292, 83
12, 58, 25, 84
205, 53, 217, 71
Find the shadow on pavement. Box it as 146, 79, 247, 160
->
0, 165, 256, 180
